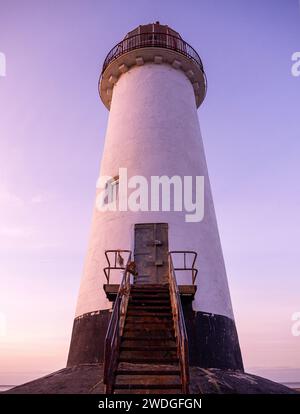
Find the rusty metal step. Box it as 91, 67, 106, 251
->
123, 334, 173, 342
128, 303, 170, 308
116, 369, 180, 376
125, 320, 173, 327
128, 304, 171, 307
127, 306, 171, 311
125, 317, 172, 321
126, 310, 172, 315
130, 292, 170, 295
119, 348, 177, 360
123, 322, 173, 328
115, 375, 181, 386
120, 345, 177, 351
121, 335, 176, 345
131, 289, 169, 294
131, 290, 169, 293
122, 342, 176, 348
132, 289, 169, 291
130, 293, 169, 298
127, 313, 172, 318
130, 285, 170, 293
118, 357, 178, 364
125, 311, 172, 323
114, 388, 182, 394
132, 284, 169, 288
130, 296, 170, 302
122, 337, 175, 341
118, 362, 179, 370
122, 330, 175, 338
123, 332, 174, 339
131, 292, 169, 296
129, 299, 170, 304
114, 383, 182, 390
124, 324, 173, 331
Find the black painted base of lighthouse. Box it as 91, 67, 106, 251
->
67, 306, 243, 371
67, 310, 111, 367
184, 309, 244, 371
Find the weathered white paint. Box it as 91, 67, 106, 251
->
75, 62, 234, 321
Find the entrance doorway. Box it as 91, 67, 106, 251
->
134, 223, 169, 284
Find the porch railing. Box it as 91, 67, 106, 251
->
103, 249, 131, 284
169, 250, 198, 285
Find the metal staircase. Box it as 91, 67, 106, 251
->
103, 250, 196, 394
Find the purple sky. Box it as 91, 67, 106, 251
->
0, 0, 300, 385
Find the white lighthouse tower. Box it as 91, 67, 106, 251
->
67, 23, 243, 379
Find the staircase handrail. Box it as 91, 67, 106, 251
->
168, 252, 190, 394
103, 251, 132, 393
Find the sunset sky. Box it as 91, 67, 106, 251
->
0, 0, 300, 386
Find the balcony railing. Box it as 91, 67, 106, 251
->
103, 249, 131, 284
102, 33, 204, 74
169, 251, 198, 285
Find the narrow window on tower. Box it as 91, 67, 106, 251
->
104, 175, 119, 206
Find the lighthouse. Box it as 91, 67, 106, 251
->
6, 22, 296, 396
67, 22, 243, 391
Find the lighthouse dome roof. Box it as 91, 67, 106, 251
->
100, 23, 206, 110
124, 22, 182, 40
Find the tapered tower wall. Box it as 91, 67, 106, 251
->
67, 26, 243, 370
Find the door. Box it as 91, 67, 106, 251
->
134, 223, 169, 285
